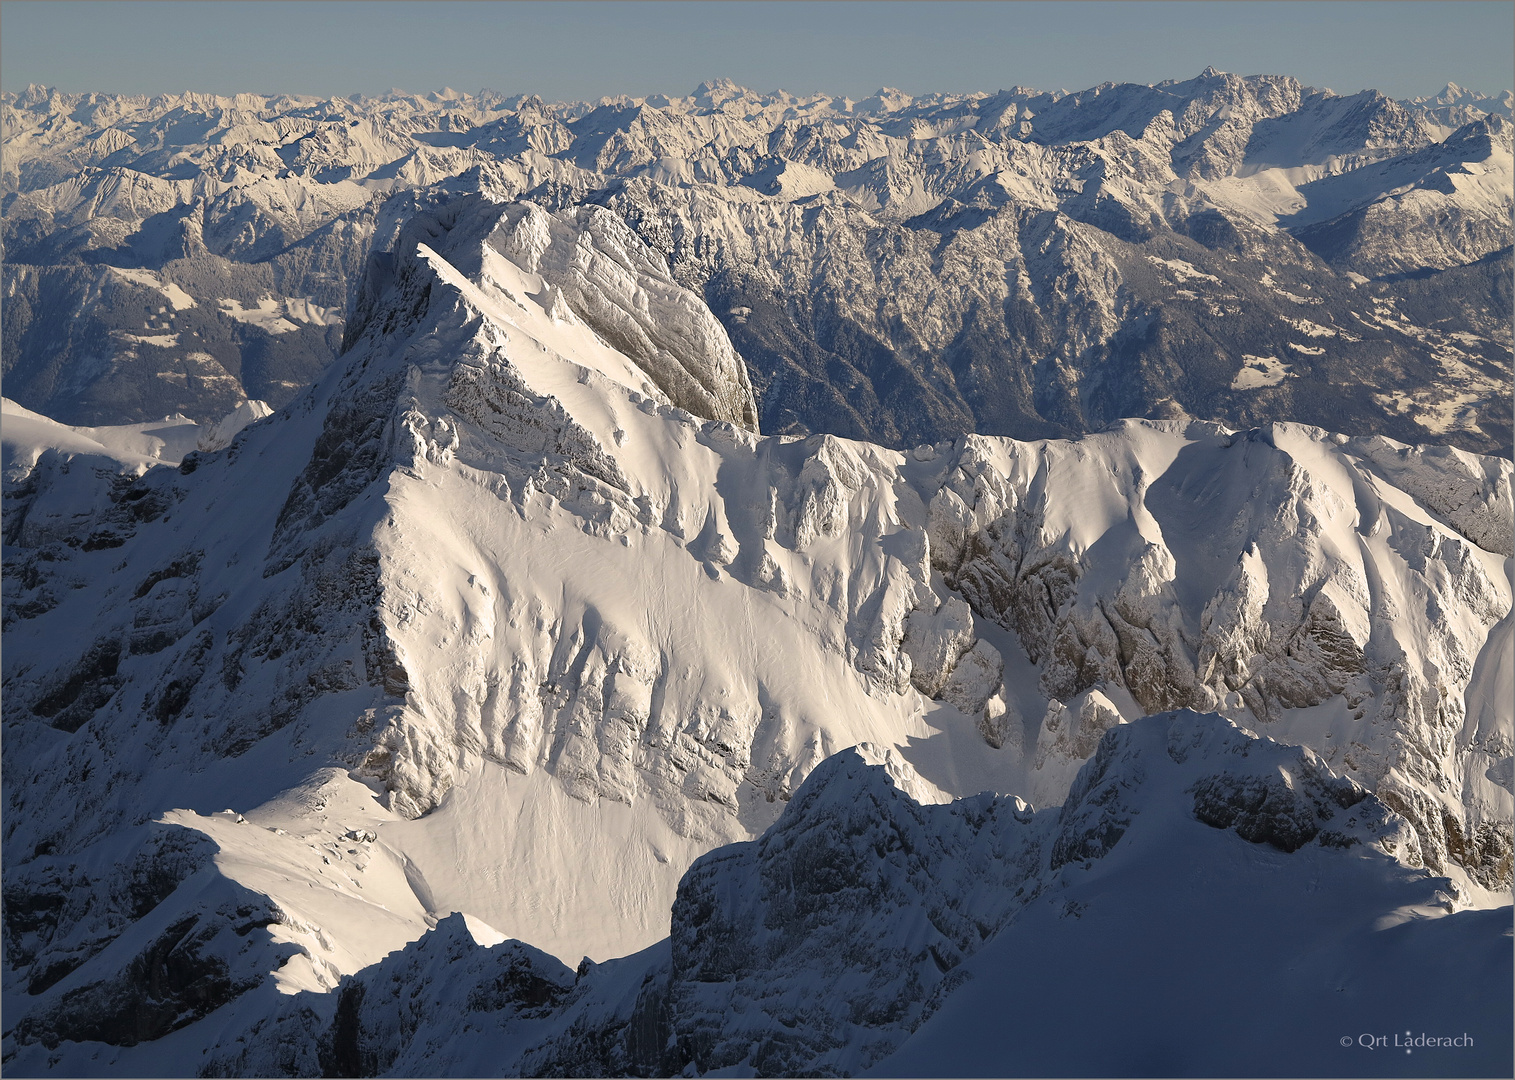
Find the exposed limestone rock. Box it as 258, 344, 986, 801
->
901, 596, 975, 697
940, 639, 1005, 718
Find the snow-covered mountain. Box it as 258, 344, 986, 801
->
1408, 82, 1515, 131
3, 71, 1511, 453
9, 717, 1512, 1077
2, 189, 1510, 1074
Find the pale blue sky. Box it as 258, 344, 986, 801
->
2, 1, 1511, 102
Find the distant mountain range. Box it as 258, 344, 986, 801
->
3, 70, 1511, 453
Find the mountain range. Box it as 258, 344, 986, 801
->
2, 168, 1510, 1074
3, 70, 1511, 454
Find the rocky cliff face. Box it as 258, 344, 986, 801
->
5, 72, 1511, 450
2, 187, 1510, 1071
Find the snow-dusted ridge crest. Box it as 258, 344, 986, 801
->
2, 191, 1511, 1068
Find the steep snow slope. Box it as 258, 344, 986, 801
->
2, 193, 1510, 1069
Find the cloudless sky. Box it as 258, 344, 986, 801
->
2, 1, 1511, 103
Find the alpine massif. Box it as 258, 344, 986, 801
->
3, 72, 1511, 449
1, 71, 1511, 1077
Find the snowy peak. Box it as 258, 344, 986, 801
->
1053, 710, 1390, 869
692, 78, 756, 110
195, 399, 273, 453
1412, 81, 1515, 113
1402, 83, 1515, 135
348, 195, 758, 429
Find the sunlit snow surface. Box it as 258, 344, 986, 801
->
1, 398, 202, 474
2, 194, 1510, 1076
